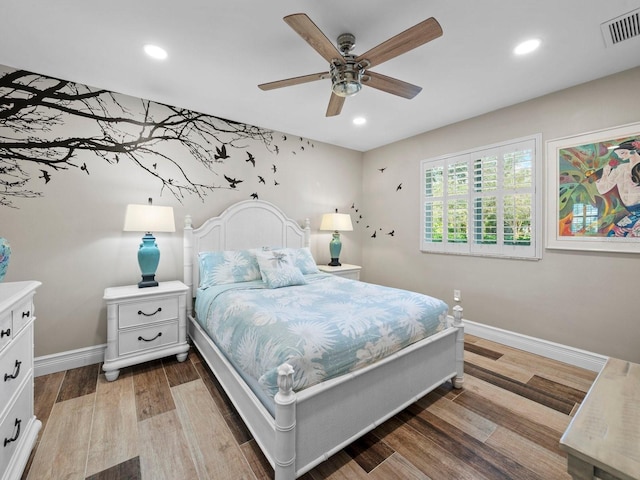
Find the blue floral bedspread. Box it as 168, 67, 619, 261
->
195, 273, 449, 399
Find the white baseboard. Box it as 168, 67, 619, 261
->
462, 319, 607, 372
34, 344, 106, 377
34, 320, 607, 377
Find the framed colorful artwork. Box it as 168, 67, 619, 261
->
546, 122, 640, 253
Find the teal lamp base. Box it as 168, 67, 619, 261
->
328, 231, 342, 267
137, 233, 160, 288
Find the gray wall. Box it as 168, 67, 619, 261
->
0, 65, 363, 357
361, 66, 640, 363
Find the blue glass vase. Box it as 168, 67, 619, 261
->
0, 237, 10, 282
137, 233, 160, 288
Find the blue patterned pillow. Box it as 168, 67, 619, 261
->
199, 250, 261, 288
270, 247, 319, 274
260, 266, 306, 289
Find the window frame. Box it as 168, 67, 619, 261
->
420, 134, 542, 260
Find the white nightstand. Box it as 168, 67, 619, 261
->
102, 281, 189, 381
317, 264, 361, 280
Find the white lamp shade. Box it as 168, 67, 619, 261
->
320, 213, 353, 232
123, 204, 175, 233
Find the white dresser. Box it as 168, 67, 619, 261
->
0, 281, 41, 480
103, 281, 190, 381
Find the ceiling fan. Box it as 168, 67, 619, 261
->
258, 13, 443, 117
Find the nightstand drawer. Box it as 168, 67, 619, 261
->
0, 326, 33, 419
118, 321, 179, 356
0, 382, 32, 478
118, 296, 179, 328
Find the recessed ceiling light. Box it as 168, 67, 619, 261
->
144, 44, 168, 60
353, 117, 366, 126
514, 39, 541, 55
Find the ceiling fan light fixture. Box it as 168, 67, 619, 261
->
332, 79, 362, 97
330, 60, 363, 97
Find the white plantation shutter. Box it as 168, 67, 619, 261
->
420, 134, 542, 259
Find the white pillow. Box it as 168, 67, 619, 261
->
255, 250, 296, 273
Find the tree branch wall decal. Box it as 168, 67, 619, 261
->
1, 69, 286, 208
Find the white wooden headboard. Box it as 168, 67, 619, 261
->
183, 199, 311, 302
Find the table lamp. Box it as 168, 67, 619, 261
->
320, 210, 353, 266
123, 198, 175, 288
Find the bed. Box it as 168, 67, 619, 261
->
184, 199, 464, 479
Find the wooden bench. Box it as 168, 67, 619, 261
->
560, 358, 640, 480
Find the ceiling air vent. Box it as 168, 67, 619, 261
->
601, 8, 640, 47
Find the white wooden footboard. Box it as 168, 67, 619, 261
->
273, 314, 464, 479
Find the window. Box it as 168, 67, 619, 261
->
571, 203, 599, 234
421, 134, 542, 259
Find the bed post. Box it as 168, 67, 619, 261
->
452, 300, 464, 389
184, 214, 194, 318
274, 363, 296, 480
303, 218, 310, 248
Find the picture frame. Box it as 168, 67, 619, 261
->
546, 122, 640, 253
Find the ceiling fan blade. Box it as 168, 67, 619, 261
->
258, 72, 329, 91
326, 93, 345, 117
284, 13, 343, 63
362, 71, 422, 99
356, 17, 442, 69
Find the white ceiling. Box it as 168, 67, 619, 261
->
2, 1, 639, 152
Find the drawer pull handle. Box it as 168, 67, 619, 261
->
0, 328, 9, 338
138, 332, 162, 342
4, 360, 21, 381
22, 310, 30, 318
4, 418, 21, 447
138, 307, 162, 317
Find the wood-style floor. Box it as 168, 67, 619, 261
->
22, 335, 597, 479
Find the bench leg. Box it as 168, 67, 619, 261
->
567, 454, 594, 480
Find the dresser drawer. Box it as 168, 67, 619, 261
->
118, 296, 179, 328
0, 311, 11, 352
118, 321, 178, 356
11, 297, 34, 335
0, 383, 32, 479
0, 296, 34, 354
0, 326, 33, 419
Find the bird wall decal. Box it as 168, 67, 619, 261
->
224, 174, 243, 188
214, 145, 229, 160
